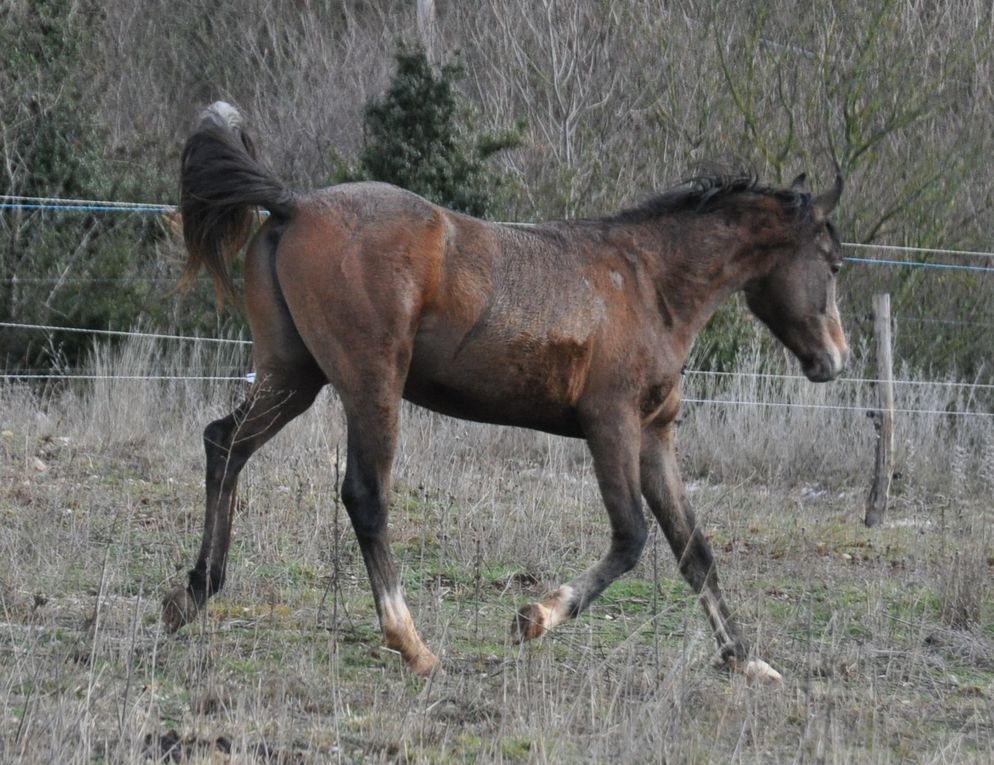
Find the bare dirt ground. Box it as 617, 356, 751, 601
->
1, 375, 992, 763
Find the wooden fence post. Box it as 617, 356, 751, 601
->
865, 293, 895, 527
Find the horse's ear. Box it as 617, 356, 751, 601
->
812, 174, 844, 222
790, 173, 808, 192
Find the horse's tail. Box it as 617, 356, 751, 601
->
179, 101, 296, 304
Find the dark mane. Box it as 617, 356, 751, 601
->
606, 173, 806, 224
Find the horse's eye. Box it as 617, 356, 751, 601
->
830, 262, 841, 275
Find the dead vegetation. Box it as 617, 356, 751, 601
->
1, 339, 992, 762
2, 3, 993, 760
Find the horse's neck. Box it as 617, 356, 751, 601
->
636, 213, 781, 337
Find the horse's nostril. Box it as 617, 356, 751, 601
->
802, 350, 842, 383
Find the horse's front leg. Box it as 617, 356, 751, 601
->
640, 422, 782, 684
511, 408, 648, 641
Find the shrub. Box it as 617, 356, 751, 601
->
331, 44, 522, 218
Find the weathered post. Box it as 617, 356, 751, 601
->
865, 293, 895, 527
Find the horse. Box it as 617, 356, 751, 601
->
163, 101, 848, 683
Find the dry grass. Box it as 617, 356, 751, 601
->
1, 338, 992, 763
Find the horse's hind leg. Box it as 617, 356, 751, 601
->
338, 388, 439, 676
162, 364, 324, 631
639, 423, 782, 683
512, 409, 648, 641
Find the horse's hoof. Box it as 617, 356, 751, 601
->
730, 658, 783, 685
162, 587, 198, 633
510, 602, 550, 643
407, 650, 442, 677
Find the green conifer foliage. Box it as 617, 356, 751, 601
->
334, 46, 521, 218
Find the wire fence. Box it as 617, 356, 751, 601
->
2, 195, 993, 420
0, 373, 250, 381
844, 257, 994, 274
1, 322, 991, 419
0, 321, 252, 345
0, 195, 175, 213
4, 193, 994, 270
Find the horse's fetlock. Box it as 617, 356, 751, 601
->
720, 637, 749, 664
209, 566, 226, 595
188, 565, 224, 603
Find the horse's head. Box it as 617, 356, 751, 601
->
744, 174, 848, 382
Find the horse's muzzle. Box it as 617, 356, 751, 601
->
802, 345, 848, 383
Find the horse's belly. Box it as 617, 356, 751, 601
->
403, 340, 587, 437
402, 374, 584, 437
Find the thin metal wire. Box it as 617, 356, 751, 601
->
1, 195, 175, 212
1, 203, 174, 213
1, 373, 250, 381
681, 397, 994, 418
4, 364, 248, 373
843, 256, 994, 274
0, 277, 177, 284
844, 241, 994, 261
0, 321, 252, 345
6, 365, 988, 391
684, 369, 994, 391
4, 325, 991, 390
868, 316, 994, 329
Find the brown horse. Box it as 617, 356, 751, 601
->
163, 102, 848, 682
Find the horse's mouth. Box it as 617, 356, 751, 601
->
802, 347, 847, 383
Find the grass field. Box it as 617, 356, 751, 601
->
1, 339, 992, 763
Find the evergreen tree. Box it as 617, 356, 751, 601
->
333, 45, 521, 218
